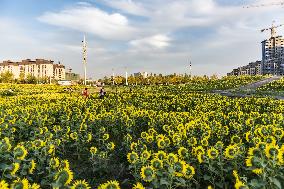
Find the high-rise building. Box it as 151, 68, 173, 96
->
0, 59, 66, 80
228, 35, 284, 76
261, 36, 284, 75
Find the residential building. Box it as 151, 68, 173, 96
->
227, 35, 284, 76
261, 36, 284, 75
0, 59, 66, 80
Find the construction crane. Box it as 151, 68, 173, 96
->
261, 21, 283, 38
243, 1, 284, 8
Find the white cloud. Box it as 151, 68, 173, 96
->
129, 34, 171, 50
38, 5, 137, 40
98, 0, 149, 16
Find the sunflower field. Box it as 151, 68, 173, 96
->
0, 76, 284, 189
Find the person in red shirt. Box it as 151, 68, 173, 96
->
82, 88, 89, 98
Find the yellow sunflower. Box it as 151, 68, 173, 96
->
11, 162, 20, 176
13, 145, 28, 160
71, 180, 91, 189
0, 180, 9, 189
140, 165, 155, 182
11, 178, 29, 189
132, 182, 145, 189
29, 160, 36, 174
54, 168, 74, 185
127, 152, 139, 164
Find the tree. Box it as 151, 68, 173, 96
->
26, 74, 37, 84
0, 71, 14, 83
18, 72, 25, 84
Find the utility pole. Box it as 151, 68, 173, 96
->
189, 60, 192, 77
82, 35, 87, 85
125, 67, 128, 86
112, 68, 115, 85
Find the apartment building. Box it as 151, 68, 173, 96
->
0, 59, 65, 80
228, 35, 284, 76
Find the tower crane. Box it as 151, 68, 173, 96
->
261, 21, 283, 38
243, 1, 284, 8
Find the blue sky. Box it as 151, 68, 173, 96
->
0, 0, 284, 79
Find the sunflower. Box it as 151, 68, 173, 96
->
71, 180, 91, 189
157, 139, 166, 149
156, 134, 165, 141
265, 143, 280, 159
151, 158, 163, 169
201, 138, 209, 146
141, 132, 148, 139
248, 146, 261, 157
103, 133, 110, 140
224, 145, 238, 159
1, 137, 12, 151
140, 165, 155, 182
178, 147, 188, 159
49, 157, 60, 169
11, 162, 20, 176
256, 142, 266, 150
70, 132, 78, 140
167, 153, 178, 165
132, 182, 145, 189
164, 137, 171, 146
127, 152, 139, 164
245, 131, 253, 142
13, 145, 28, 160
130, 142, 138, 151
61, 160, 70, 169
194, 146, 205, 156
11, 178, 29, 189
0, 180, 9, 189
155, 151, 167, 160
141, 150, 151, 160
197, 153, 205, 164
207, 147, 219, 159
107, 142, 115, 151
54, 168, 74, 185
99, 180, 120, 189
87, 133, 92, 142
29, 160, 36, 174
146, 135, 154, 143
233, 170, 248, 189
245, 156, 253, 167
231, 135, 242, 144
274, 128, 284, 139
184, 165, 195, 179
174, 160, 187, 177
48, 144, 55, 155
187, 137, 197, 147
215, 141, 224, 149
29, 183, 41, 189
265, 136, 276, 145
90, 147, 98, 154
252, 168, 263, 175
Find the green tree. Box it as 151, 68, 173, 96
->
18, 72, 25, 84
26, 74, 37, 84
0, 71, 14, 83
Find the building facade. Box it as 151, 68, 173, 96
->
261, 36, 284, 75
228, 35, 284, 76
0, 59, 66, 80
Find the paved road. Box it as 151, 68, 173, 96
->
238, 76, 282, 90
213, 76, 284, 100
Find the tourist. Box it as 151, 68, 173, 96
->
82, 88, 89, 98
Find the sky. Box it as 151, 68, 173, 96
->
0, 0, 284, 79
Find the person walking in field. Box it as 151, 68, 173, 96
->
99, 87, 106, 99
82, 88, 89, 98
